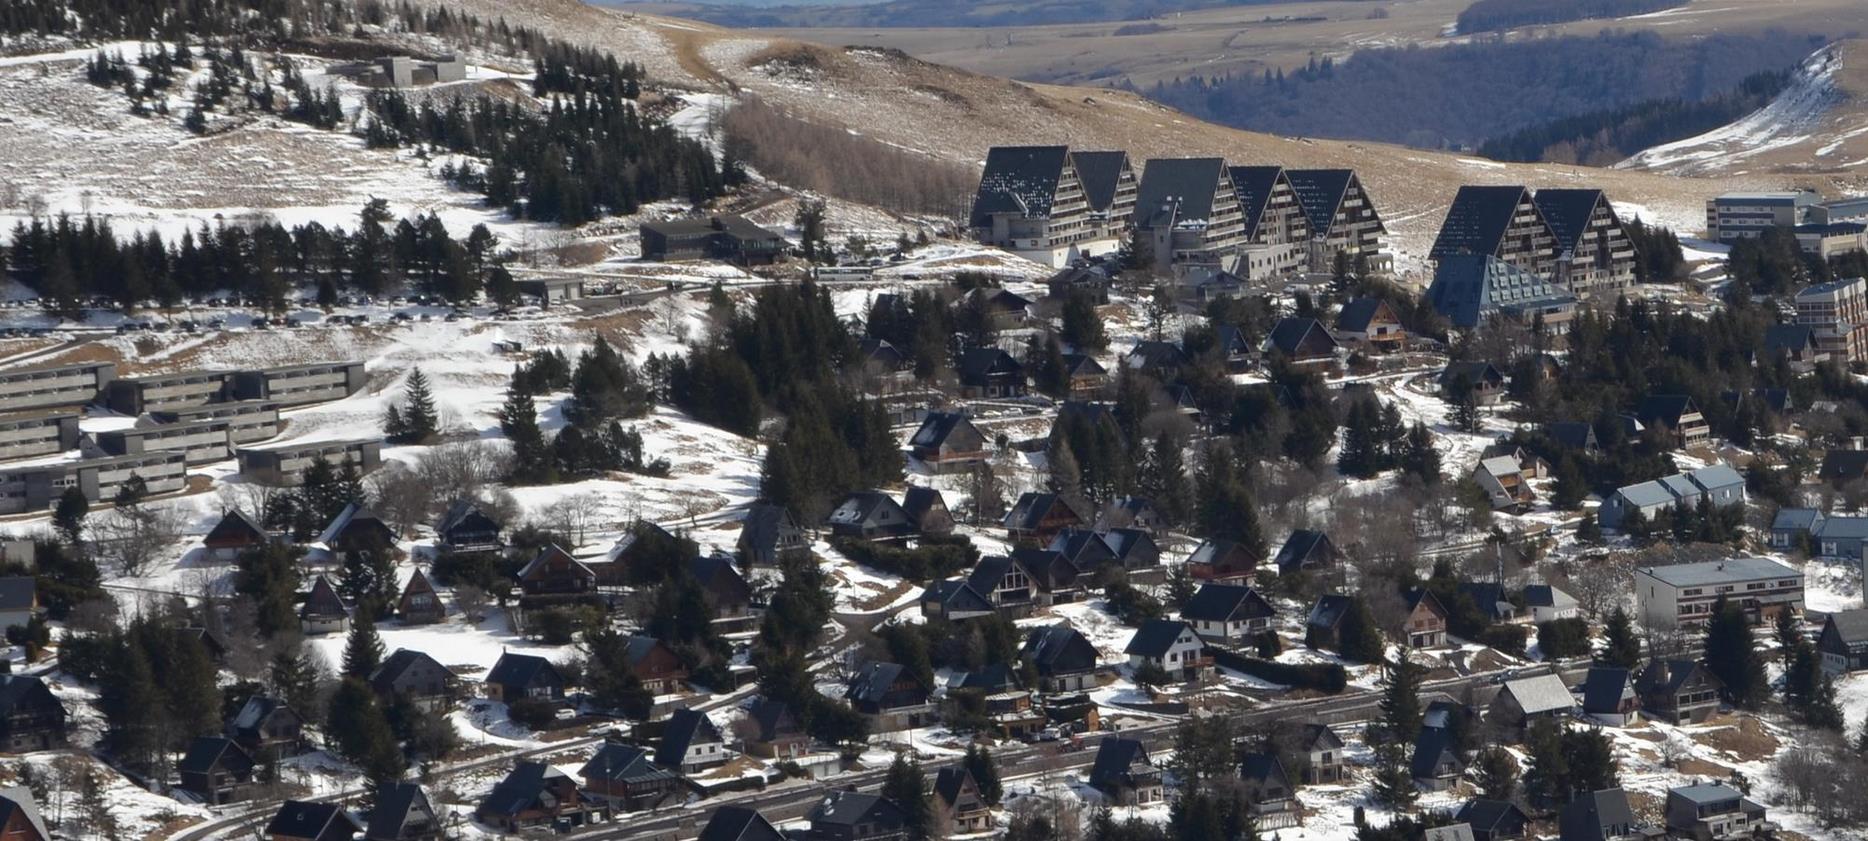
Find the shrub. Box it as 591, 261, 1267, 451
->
1480, 624, 1528, 658
831, 536, 976, 580
507, 698, 559, 731
1537, 618, 1593, 660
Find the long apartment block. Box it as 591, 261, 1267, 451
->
236, 438, 383, 486
0, 361, 116, 413
104, 370, 231, 415
228, 361, 366, 408
93, 420, 235, 466
0, 451, 188, 515
146, 401, 282, 445
0, 410, 82, 462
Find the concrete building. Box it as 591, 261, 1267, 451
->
1229, 166, 1311, 279
103, 371, 229, 415
145, 401, 281, 445
1793, 223, 1868, 260
1534, 189, 1636, 299
1134, 158, 1248, 274
235, 439, 382, 486
639, 216, 788, 266
93, 420, 234, 466
1431, 186, 1557, 280
970, 147, 1135, 268
1793, 277, 1868, 365
0, 411, 81, 462
1705, 191, 1818, 242
328, 55, 467, 88
514, 277, 586, 308
1285, 169, 1389, 275
1634, 558, 1802, 631
0, 452, 188, 514
228, 362, 365, 408
0, 361, 115, 412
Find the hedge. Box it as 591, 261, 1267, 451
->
1213, 647, 1348, 693
831, 535, 977, 580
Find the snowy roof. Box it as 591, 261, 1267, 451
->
1136, 158, 1229, 227
1501, 673, 1575, 714
970, 146, 1071, 228
1637, 557, 1798, 587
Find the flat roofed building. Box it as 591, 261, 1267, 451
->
0, 361, 116, 412
228, 362, 366, 408
1635, 557, 1802, 630
515, 277, 586, 308
1706, 191, 1818, 242
639, 215, 788, 266
0, 411, 80, 462
0, 451, 188, 514
103, 370, 230, 415
145, 401, 282, 445
236, 439, 383, 486
93, 420, 234, 466
1794, 277, 1868, 365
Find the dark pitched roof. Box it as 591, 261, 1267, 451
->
1264, 317, 1336, 357
178, 735, 253, 776
808, 791, 905, 827
1545, 421, 1598, 451
1022, 625, 1098, 672
1229, 166, 1285, 239
901, 486, 947, 530
746, 696, 802, 742
1825, 608, 1868, 645
300, 574, 346, 620
1633, 394, 1698, 427
909, 412, 975, 450
480, 761, 569, 817
959, 347, 1022, 381
1636, 658, 1716, 695
1089, 737, 1152, 789
228, 694, 292, 735
1011, 547, 1081, 591
1560, 788, 1639, 841
0, 577, 33, 613
204, 508, 267, 545
367, 781, 434, 840
1004, 492, 1082, 532
656, 709, 723, 767
1307, 594, 1353, 629
1125, 618, 1198, 657
1457, 799, 1529, 834
1285, 169, 1354, 234
1127, 340, 1190, 371
846, 662, 922, 705
970, 146, 1071, 229
1239, 752, 1288, 786
1181, 584, 1275, 623
1441, 361, 1505, 388
1426, 254, 1577, 329
1432, 185, 1536, 260
1302, 723, 1345, 751
922, 577, 994, 613
1334, 298, 1390, 333
1273, 529, 1334, 573
436, 498, 499, 536
485, 653, 559, 690
1071, 150, 1132, 214
739, 503, 799, 557
827, 491, 909, 531
1136, 158, 1229, 226
1822, 449, 1868, 481
265, 800, 359, 839
584, 742, 678, 784
933, 766, 980, 809
1411, 727, 1462, 779
369, 648, 448, 693
952, 662, 1023, 693
1534, 189, 1612, 253
1580, 666, 1633, 715
699, 807, 787, 841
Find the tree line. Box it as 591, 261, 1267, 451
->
1456, 0, 1687, 34
1477, 70, 1791, 165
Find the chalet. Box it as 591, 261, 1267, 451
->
1431, 186, 1557, 278
950, 664, 1045, 739
203, 508, 270, 562
698, 807, 787, 841
1534, 188, 1636, 298
1046, 263, 1114, 304
484, 653, 566, 703
226, 695, 304, 757
966, 287, 1036, 324
826, 492, 916, 540
0, 578, 37, 633
845, 662, 935, 732
1544, 422, 1600, 453
1185, 538, 1258, 583
1262, 317, 1338, 366
900, 487, 954, 537
1817, 608, 1868, 675
1472, 456, 1533, 511
1428, 826, 1477, 841
1411, 727, 1465, 791
477, 761, 589, 833
265, 801, 361, 841
1580, 666, 1638, 726
1599, 465, 1746, 532
177, 736, 255, 805
1181, 583, 1275, 643
1633, 557, 1800, 630
917, 577, 996, 622
1632, 395, 1710, 449
1133, 157, 1248, 272
1299, 723, 1348, 784
1523, 584, 1579, 622
1124, 619, 1211, 681
1021, 625, 1100, 693
1012, 547, 1085, 606
623, 636, 688, 695
1285, 169, 1389, 274
1559, 788, 1653, 841
517, 544, 597, 596
1003, 492, 1085, 545
801, 791, 909, 841
369, 649, 456, 711
1664, 783, 1771, 841
1273, 529, 1341, 576
395, 569, 444, 625
1441, 362, 1506, 406
957, 347, 1027, 398
317, 502, 398, 564
742, 697, 811, 759
638, 215, 786, 266
1762, 324, 1825, 370
908, 412, 989, 474
1061, 353, 1111, 398
366, 781, 442, 841
656, 708, 729, 774
1401, 588, 1450, 648
1049, 528, 1117, 574
1425, 254, 1578, 333
1457, 799, 1530, 841
299, 574, 349, 635
1304, 595, 1355, 653
1636, 659, 1722, 724
687, 554, 755, 623
1239, 752, 1300, 829
739, 503, 809, 567
580, 742, 681, 811
435, 499, 502, 553
601, 522, 686, 587
1229, 166, 1311, 279
1768, 507, 1827, 553
1460, 582, 1520, 624
855, 338, 910, 381
1099, 495, 1162, 533
1333, 297, 1406, 351
1090, 737, 1164, 806
933, 767, 993, 836
970, 146, 1132, 268
1488, 673, 1576, 738
1125, 340, 1190, 375
1102, 528, 1162, 573
0, 789, 48, 841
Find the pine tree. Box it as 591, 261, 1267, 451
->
1338, 597, 1386, 664
1400, 422, 1441, 485
400, 367, 438, 442
1448, 375, 1480, 433
1141, 432, 1191, 526
1774, 606, 1802, 662
1598, 607, 1641, 669
1379, 649, 1424, 742
342, 611, 385, 679
882, 755, 932, 841
1337, 400, 1376, 478
1702, 595, 1767, 709
1474, 746, 1518, 801
1369, 739, 1417, 811
1521, 718, 1568, 806
963, 744, 1003, 805
327, 678, 404, 784
53, 487, 89, 546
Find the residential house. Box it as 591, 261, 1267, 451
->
316, 502, 397, 564
1534, 189, 1636, 298
1457, 799, 1531, 841
1472, 455, 1534, 512
826, 492, 916, 540
1285, 169, 1389, 274
1021, 625, 1100, 693
698, 807, 787, 841
623, 636, 688, 695
0, 789, 48, 841
202, 508, 270, 562
476, 761, 588, 833
366, 781, 442, 841
1544, 421, 1600, 453
368, 649, 456, 711
396, 568, 444, 625
1762, 324, 1826, 371
1768, 507, 1825, 552
226, 695, 304, 757
1817, 608, 1868, 675
434, 499, 502, 553
1273, 530, 1342, 577
1664, 783, 1770, 841
917, 577, 997, 622
1425, 254, 1578, 333
1459, 582, 1520, 625
1299, 723, 1348, 784
1125, 340, 1191, 375
1431, 185, 1557, 278
1262, 317, 1338, 366
581, 742, 681, 812
600, 522, 687, 587
739, 503, 809, 567
1488, 673, 1577, 738
1102, 528, 1162, 573
958, 347, 1027, 399
1133, 158, 1248, 273
1046, 263, 1114, 304
901, 487, 955, 537
1061, 354, 1111, 398
484, 653, 566, 703
177, 736, 255, 805
1401, 588, 1450, 648
1048, 528, 1118, 574
1003, 492, 1085, 545
1013, 547, 1085, 606
933, 767, 993, 836
1580, 666, 1638, 726
638, 215, 786, 266
950, 664, 1045, 739
742, 697, 811, 760
1636, 659, 1722, 724
1088, 737, 1164, 806
1239, 753, 1300, 829
801, 791, 909, 841
1098, 496, 1161, 533
1427, 826, 1477, 841
1180, 584, 1276, 644
1598, 464, 1746, 531
1441, 362, 1507, 407
1633, 557, 1802, 630
1559, 788, 1653, 841
265, 801, 362, 841
1304, 594, 1354, 654
1523, 584, 1579, 622
907, 412, 990, 474
656, 708, 729, 775
0, 578, 36, 634
1632, 394, 1711, 449
299, 574, 348, 635
1821, 449, 1868, 486
1333, 297, 1407, 351
1186, 538, 1258, 583
1124, 619, 1211, 681
1411, 727, 1465, 791
687, 554, 755, 625
517, 544, 597, 597
845, 662, 935, 732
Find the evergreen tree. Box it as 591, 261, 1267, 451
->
397, 367, 439, 442
1448, 375, 1481, 433
1379, 649, 1424, 743
342, 611, 385, 679
1338, 597, 1386, 664
53, 487, 89, 546
1337, 400, 1377, 478
1521, 718, 1569, 806
1369, 739, 1417, 811
499, 378, 551, 483
1598, 607, 1641, 669
962, 743, 1003, 805
1774, 605, 1802, 662
1400, 422, 1442, 485
1702, 595, 1767, 709
326, 678, 404, 784
1473, 746, 1518, 801
882, 755, 932, 841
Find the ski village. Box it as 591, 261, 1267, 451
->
4, 2, 1868, 841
